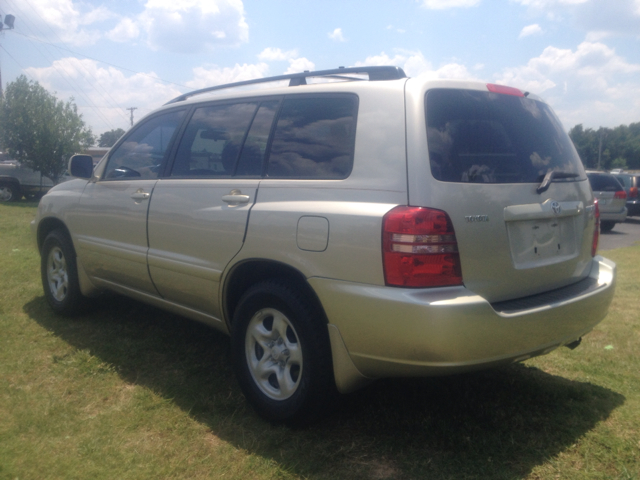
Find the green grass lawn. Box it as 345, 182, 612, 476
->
1, 202, 639, 480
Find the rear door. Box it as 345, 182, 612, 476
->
146, 99, 279, 318
405, 82, 595, 302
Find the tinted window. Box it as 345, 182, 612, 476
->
588, 173, 623, 192
104, 110, 185, 180
267, 95, 357, 179
426, 89, 585, 184
170, 103, 259, 177
236, 100, 279, 176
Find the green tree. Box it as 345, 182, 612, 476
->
0, 75, 94, 184
98, 128, 125, 148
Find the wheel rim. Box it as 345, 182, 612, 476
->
47, 246, 69, 302
0, 186, 13, 202
245, 307, 303, 400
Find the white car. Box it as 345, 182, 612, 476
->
32, 66, 616, 425
587, 171, 627, 231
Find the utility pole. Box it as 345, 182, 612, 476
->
0, 14, 17, 99
127, 107, 137, 127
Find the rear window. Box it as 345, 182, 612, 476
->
266, 95, 358, 179
588, 173, 623, 192
425, 89, 585, 184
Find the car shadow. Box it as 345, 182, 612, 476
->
24, 295, 625, 479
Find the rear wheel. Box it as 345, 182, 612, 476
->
0, 183, 21, 202
41, 229, 88, 316
231, 280, 336, 426
600, 220, 615, 232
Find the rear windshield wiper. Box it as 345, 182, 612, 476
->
537, 171, 579, 194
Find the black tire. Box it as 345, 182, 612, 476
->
41, 229, 88, 316
0, 182, 21, 202
231, 280, 337, 426
600, 220, 615, 233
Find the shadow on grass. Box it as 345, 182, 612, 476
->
25, 295, 625, 480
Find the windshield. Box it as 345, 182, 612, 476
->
425, 89, 586, 184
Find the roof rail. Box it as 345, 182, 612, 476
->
165, 66, 407, 105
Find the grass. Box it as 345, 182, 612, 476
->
1, 201, 639, 479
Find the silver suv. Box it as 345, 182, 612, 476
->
32, 67, 616, 425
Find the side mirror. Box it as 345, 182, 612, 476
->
69, 154, 94, 179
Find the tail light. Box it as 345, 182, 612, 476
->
614, 190, 627, 200
592, 200, 600, 257
382, 206, 463, 287
486, 83, 525, 97
629, 187, 638, 199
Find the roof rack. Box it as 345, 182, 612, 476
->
165, 66, 407, 105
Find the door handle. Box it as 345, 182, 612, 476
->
131, 191, 150, 200
222, 189, 250, 205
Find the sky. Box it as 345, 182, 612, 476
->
0, 0, 639, 137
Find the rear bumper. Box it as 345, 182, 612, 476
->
600, 206, 627, 223
312, 256, 616, 391
626, 199, 640, 216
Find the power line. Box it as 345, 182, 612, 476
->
6, 0, 122, 129
11, 31, 190, 90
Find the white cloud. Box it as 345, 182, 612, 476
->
512, 0, 640, 38
495, 41, 640, 127
285, 57, 315, 74
258, 48, 299, 61
356, 51, 479, 80
105, 18, 140, 43
25, 58, 183, 133
420, 0, 481, 9
139, 0, 249, 53
186, 63, 269, 90
519, 24, 543, 38
328, 28, 346, 42
7, 0, 110, 45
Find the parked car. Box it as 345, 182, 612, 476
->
0, 159, 54, 201
32, 67, 616, 425
612, 172, 640, 217
587, 171, 627, 231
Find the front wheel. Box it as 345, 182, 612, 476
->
41, 229, 88, 316
231, 280, 336, 426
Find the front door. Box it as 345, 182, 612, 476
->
71, 109, 186, 295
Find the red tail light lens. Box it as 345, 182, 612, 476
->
629, 187, 638, 199
382, 206, 463, 287
614, 190, 627, 200
592, 200, 600, 257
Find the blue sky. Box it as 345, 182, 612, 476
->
1, 0, 639, 136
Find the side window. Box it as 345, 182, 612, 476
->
104, 110, 185, 180
170, 102, 258, 177
266, 95, 358, 179
235, 100, 280, 176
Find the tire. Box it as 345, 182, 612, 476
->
0, 182, 21, 202
41, 229, 88, 316
600, 220, 615, 233
231, 280, 336, 426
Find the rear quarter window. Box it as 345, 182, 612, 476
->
425, 89, 584, 184
266, 95, 358, 179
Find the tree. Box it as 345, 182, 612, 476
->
0, 75, 94, 184
98, 128, 126, 148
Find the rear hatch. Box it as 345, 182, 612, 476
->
405, 81, 596, 303
588, 172, 626, 214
